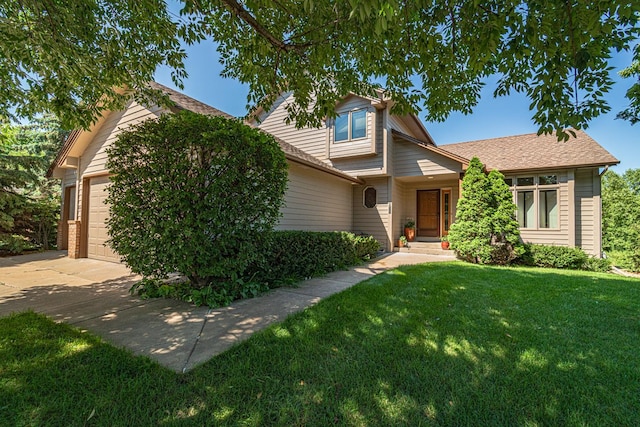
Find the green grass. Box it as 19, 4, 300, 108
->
2, 262, 639, 426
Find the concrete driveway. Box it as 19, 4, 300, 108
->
0, 250, 455, 372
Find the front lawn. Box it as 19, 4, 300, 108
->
1, 263, 639, 426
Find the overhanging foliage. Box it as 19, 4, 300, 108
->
0, 1, 638, 135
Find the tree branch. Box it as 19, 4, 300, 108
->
219, 0, 290, 51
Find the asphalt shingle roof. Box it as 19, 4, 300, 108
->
149, 83, 363, 183
440, 130, 619, 172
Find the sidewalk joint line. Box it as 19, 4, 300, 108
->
181, 309, 211, 374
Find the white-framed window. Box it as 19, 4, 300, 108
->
507, 175, 559, 229
334, 109, 367, 142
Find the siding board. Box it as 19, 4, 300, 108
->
276, 163, 353, 232
353, 177, 389, 249
574, 168, 599, 255
254, 93, 328, 160
394, 140, 462, 177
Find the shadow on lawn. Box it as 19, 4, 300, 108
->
1, 264, 638, 426
179, 264, 639, 426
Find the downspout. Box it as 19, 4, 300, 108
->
599, 165, 609, 177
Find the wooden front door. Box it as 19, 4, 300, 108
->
417, 190, 440, 237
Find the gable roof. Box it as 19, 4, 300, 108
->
440, 130, 619, 173
49, 83, 362, 184
148, 83, 361, 183
147, 82, 234, 118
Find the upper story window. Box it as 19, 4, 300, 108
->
334, 109, 367, 142
507, 175, 559, 229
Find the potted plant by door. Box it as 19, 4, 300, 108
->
404, 219, 416, 242
398, 235, 408, 248
440, 235, 450, 250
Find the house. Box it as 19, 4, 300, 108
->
47, 83, 361, 262
252, 92, 619, 256
48, 84, 619, 262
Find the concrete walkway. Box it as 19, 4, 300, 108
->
0, 250, 455, 373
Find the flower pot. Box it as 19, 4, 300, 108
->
404, 227, 416, 242
441, 241, 450, 250
397, 240, 405, 248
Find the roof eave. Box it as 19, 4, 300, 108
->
497, 161, 621, 174
285, 154, 363, 184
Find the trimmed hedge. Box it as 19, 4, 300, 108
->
132, 231, 381, 307
519, 243, 610, 272
251, 231, 381, 287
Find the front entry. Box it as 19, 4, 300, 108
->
417, 190, 440, 237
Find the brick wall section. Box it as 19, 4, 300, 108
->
57, 220, 68, 250
67, 220, 81, 258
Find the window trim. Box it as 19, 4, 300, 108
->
363, 186, 377, 208
334, 108, 368, 143
507, 175, 560, 230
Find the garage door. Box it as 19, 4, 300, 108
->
87, 176, 120, 262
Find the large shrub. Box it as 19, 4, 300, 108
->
106, 111, 288, 288
448, 157, 523, 264
519, 244, 611, 272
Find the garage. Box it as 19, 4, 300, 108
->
86, 175, 120, 262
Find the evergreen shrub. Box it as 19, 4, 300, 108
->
448, 157, 524, 264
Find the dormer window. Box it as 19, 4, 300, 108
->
335, 109, 367, 142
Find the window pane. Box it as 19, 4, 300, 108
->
443, 192, 450, 231
364, 187, 377, 208
335, 114, 348, 142
517, 177, 534, 186
539, 175, 558, 185
351, 110, 367, 139
504, 178, 513, 186
539, 190, 558, 228
517, 191, 534, 228
68, 187, 76, 220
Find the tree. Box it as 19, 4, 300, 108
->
105, 111, 288, 289
0, 0, 186, 129
617, 44, 640, 124
448, 157, 523, 264
602, 169, 640, 253
1, 1, 638, 134
0, 116, 66, 252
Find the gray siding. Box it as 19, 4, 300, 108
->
353, 177, 390, 250
393, 140, 463, 177
76, 101, 164, 220
327, 98, 385, 176
518, 171, 571, 247
61, 169, 77, 220
254, 92, 328, 161
276, 163, 353, 232
575, 168, 601, 256
328, 96, 375, 158
387, 115, 413, 135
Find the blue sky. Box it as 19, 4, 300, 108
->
155, 41, 639, 172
